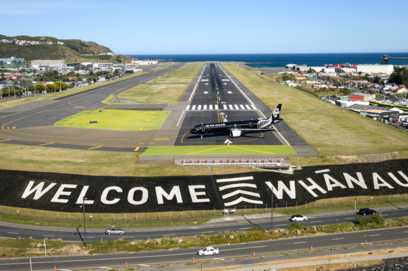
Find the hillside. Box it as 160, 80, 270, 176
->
0, 34, 134, 63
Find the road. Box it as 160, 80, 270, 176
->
0, 208, 406, 242
1, 223, 408, 271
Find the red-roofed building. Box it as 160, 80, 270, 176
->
400, 85, 406, 88
296, 75, 306, 79
68, 76, 75, 80
341, 96, 364, 102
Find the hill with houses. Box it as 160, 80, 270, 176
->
0, 34, 128, 63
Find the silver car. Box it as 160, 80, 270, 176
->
105, 227, 126, 235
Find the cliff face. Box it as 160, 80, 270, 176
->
0, 34, 115, 61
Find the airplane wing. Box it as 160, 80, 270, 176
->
229, 128, 270, 132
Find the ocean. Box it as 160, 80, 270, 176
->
125, 53, 408, 67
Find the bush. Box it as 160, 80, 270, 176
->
356, 216, 370, 226
118, 238, 124, 242
288, 223, 303, 230
371, 214, 385, 225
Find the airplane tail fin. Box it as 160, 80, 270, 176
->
269, 104, 282, 124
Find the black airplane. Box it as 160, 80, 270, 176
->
190, 104, 282, 138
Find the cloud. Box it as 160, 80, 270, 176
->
0, 1, 97, 14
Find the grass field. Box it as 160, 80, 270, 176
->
0, 72, 147, 111
148, 62, 202, 84
222, 63, 408, 159
55, 109, 170, 131
0, 144, 259, 176
116, 83, 189, 104
142, 145, 297, 156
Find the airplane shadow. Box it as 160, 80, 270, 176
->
186, 131, 268, 140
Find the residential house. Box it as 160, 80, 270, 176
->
341, 96, 364, 102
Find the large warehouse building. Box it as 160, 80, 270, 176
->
357, 64, 394, 74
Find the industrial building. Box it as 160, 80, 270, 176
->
31, 59, 66, 69
357, 64, 394, 75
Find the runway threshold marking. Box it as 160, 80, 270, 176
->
88, 146, 102, 150
39, 142, 54, 146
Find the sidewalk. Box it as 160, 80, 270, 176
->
1, 204, 407, 233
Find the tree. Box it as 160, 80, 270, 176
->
54, 81, 68, 90
46, 83, 55, 92
35, 83, 44, 92
373, 76, 382, 84
388, 66, 408, 86
89, 70, 94, 76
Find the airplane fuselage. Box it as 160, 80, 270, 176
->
190, 119, 264, 135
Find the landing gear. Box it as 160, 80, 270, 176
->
201, 135, 203, 139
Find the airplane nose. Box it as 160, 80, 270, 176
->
190, 129, 196, 134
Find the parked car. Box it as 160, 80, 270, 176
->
290, 214, 308, 221
358, 208, 376, 215
105, 227, 126, 235
197, 246, 219, 256
400, 123, 408, 129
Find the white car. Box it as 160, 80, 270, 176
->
290, 214, 308, 221
105, 227, 126, 235
197, 246, 219, 256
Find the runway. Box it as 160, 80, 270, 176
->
175, 63, 285, 146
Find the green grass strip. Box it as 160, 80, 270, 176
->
55, 109, 169, 131
142, 145, 297, 156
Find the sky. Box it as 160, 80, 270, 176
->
1, 0, 407, 54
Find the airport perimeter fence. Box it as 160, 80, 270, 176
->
0, 194, 407, 224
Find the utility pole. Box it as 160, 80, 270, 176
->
80, 198, 87, 247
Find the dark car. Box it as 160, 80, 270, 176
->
359, 208, 376, 215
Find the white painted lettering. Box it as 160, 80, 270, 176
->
75, 186, 94, 204
373, 172, 394, 189
265, 181, 296, 199
155, 186, 183, 204
101, 186, 122, 205
128, 187, 148, 205
323, 174, 347, 191
50, 184, 77, 203
188, 185, 210, 203
388, 171, 408, 187
298, 178, 327, 197
343, 172, 367, 189
21, 181, 56, 200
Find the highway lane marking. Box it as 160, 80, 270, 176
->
332, 238, 344, 240
312, 221, 322, 223
369, 234, 380, 236
7, 232, 18, 234
190, 227, 201, 229
43, 235, 55, 237
276, 224, 287, 226
138, 264, 150, 267
163, 234, 175, 236
344, 218, 355, 220
294, 242, 306, 244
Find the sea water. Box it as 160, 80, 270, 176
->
126, 53, 408, 67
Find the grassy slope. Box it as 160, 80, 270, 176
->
222, 63, 408, 157
148, 62, 202, 83
0, 72, 147, 111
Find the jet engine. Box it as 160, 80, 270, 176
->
229, 129, 242, 138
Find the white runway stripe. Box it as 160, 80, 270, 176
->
240, 104, 245, 109
224, 104, 228, 109
215, 104, 219, 110
245, 105, 251, 109
203, 105, 207, 110
186, 105, 190, 110
229, 104, 233, 109
192, 105, 196, 110
234, 104, 239, 109
198, 105, 202, 110
251, 105, 257, 109
209, 105, 213, 110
